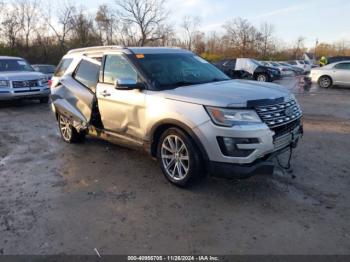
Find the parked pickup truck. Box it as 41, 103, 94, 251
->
50, 46, 303, 187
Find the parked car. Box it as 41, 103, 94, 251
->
51, 46, 303, 187
278, 62, 304, 75
0, 56, 50, 103
260, 61, 294, 77
309, 61, 350, 88
214, 58, 281, 82
327, 56, 350, 65
32, 64, 56, 80
287, 60, 311, 74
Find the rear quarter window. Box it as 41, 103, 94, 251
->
54, 58, 73, 77
74, 60, 100, 92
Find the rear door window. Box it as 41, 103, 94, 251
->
74, 59, 100, 92
54, 58, 73, 77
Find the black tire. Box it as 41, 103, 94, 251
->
39, 97, 49, 104
255, 73, 269, 82
58, 114, 85, 143
157, 127, 203, 187
318, 76, 332, 88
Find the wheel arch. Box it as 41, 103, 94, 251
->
148, 119, 209, 162
318, 74, 333, 82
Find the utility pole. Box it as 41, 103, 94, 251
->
315, 38, 319, 61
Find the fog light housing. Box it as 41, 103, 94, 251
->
217, 137, 258, 157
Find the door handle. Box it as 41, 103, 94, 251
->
100, 90, 111, 97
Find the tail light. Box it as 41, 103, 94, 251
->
48, 79, 52, 88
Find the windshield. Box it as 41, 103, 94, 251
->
271, 62, 279, 66
0, 59, 34, 72
135, 53, 230, 89
35, 65, 56, 73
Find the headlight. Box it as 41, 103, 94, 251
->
0, 80, 9, 87
205, 106, 262, 127
39, 78, 48, 86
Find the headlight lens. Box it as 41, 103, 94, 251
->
0, 80, 9, 87
39, 78, 48, 86
205, 106, 262, 127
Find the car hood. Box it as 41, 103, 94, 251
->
161, 80, 291, 107
0, 71, 45, 81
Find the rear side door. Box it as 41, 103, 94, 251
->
332, 63, 350, 85
96, 53, 146, 141
52, 57, 100, 126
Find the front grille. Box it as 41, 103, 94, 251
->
256, 99, 302, 128
12, 80, 39, 88
272, 119, 301, 139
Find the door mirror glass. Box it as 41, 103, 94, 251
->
115, 78, 142, 90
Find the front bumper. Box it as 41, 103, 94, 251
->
207, 130, 302, 179
208, 159, 275, 179
193, 120, 303, 178
0, 87, 50, 100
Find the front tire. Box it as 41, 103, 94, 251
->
157, 128, 203, 187
318, 76, 332, 88
58, 114, 85, 143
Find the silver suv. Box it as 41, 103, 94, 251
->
51, 46, 303, 187
0, 56, 50, 103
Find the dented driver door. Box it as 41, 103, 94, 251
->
96, 54, 146, 142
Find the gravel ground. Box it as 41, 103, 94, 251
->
0, 78, 349, 255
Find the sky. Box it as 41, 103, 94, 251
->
60, 0, 350, 47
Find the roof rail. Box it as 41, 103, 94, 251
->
67, 45, 125, 55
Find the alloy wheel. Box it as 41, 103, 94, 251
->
320, 77, 331, 88
59, 115, 72, 141
257, 74, 267, 82
161, 135, 190, 181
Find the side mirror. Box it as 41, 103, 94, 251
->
115, 78, 143, 90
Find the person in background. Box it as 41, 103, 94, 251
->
319, 56, 328, 67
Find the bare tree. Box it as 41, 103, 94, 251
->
70, 8, 99, 47
260, 22, 274, 58
181, 16, 201, 51
17, 0, 40, 49
294, 36, 306, 59
44, 1, 76, 51
152, 23, 175, 46
223, 18, 258, 57
1, 5, 23, 48
95, 4, 116, 45
115, 0, 168, 46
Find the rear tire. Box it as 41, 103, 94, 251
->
256, 73, 269, 82
58, 114, 85, 143
157, 127, 203, 187
318, 76, 332, 88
